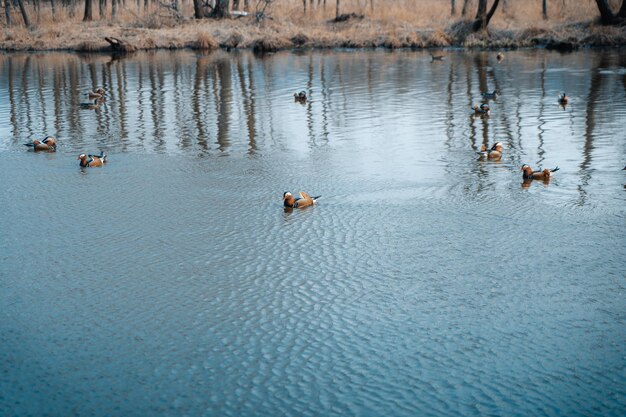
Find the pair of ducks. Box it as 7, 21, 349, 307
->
24, 136, 106, 167
81, 87, 106, 110
472, 90, 499, 115
478, 142, 559, 181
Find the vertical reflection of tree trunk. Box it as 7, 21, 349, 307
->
36, 58, 48, 135
216, 58, 231, 152
53, 62, 63, 137
88, 61, 98, 89
193, 55, 209, 151
466, 56, 477, 151
22, 56, 34, 139
236, 53, 257, 155
475, 53, 489, 150
171, 58, 186, 150
68, 59, 83, 144
306, 52, 315, 146
536, 58, 547, 167
445, 59, 455, 149
137, 61, 146, 149
148, 54, 165, 151
578, 54, 606, 206
115, 60, 128, 145
8, 57, 19, 141
319, 53, 330, 141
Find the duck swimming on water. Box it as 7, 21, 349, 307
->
294, 91, 307, 103
477, 142, 503, 161
24, 136, 56, 151
78, 152, 107, 167
283, 191, 320, 209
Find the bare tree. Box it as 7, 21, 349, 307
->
451, 0, 456, 15
193, 0, 202, 18
472, 0, 500, 32
16, 0, 30, 27
211, 0, 230, 17
594, 0, 626, 24
4, 0, 11, 26
83, 0, 94, 21
543, 0, 547, 19
461, 0, 471, 17
336, 0, 340, 19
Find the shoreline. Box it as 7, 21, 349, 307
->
2, 16, 626, 54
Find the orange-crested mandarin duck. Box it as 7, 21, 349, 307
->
496, 52, 504, 62
558, 93, 569, 105
521, 164, 559, 180
87, 88, 105, 99
78, 152, 107, 167
24, 136, 57, 151
283, 191, 320, 209
477, 142, 503, 161
294, 91, 307, 102
473, 103, 490, 115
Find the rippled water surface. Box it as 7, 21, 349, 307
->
1, 49, 625, 417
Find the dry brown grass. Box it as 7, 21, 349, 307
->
0, 0, 624, 51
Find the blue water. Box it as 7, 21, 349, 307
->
0, 49, 625, 417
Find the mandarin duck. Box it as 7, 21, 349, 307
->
78, 152, 107, 167
558, 93, 569, 105
283, 191, 320, 209
86, 87, 105, 99
521, 164, 559, 180
294, 91, 307, 103
477, 142, 503, 161
472, 103, 490, 116
24, 136, 56, 151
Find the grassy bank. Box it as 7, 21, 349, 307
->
2, 0, 625, 52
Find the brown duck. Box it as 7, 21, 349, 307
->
24, 136, 57, 151
283, 191, 320, 209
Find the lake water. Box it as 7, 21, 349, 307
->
0, 48, 625, 417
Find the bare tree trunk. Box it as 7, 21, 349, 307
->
112, 0, 117, 17
99, 0, 105, 18
335, 0, 339, 19
4, 0, 12, 26
50, 0, 56, 19
461, 0, 471, 17
83, 0, 93, 20
144, 0, 149, 12
232, 0, 238, 10
543, 0, 547, 19
244, 0, 248, 11
211, 0, 229, 17
193, 0, 202, 17
620, 0, 626, 18
451, 0, 456, 15
302, 0, 306, 14
16, 0, 29, 26
595, 0, 616, 24
472, 0, 499, 32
